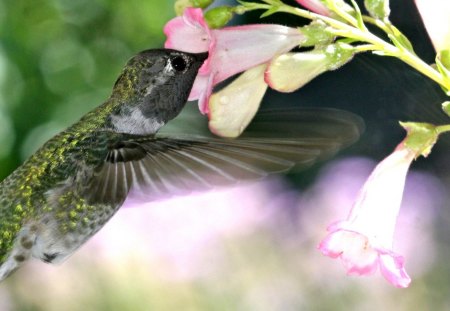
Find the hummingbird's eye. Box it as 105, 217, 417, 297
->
170, 56, 187, 72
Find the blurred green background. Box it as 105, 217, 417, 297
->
0, 0, 173, 179
1, 0, 450, 310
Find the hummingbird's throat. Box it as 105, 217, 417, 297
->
110, 107, 165, 135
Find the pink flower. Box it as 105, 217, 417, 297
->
318, 142, 416, 288
296, 0, 331, 16
164, 8, 304, 115
414, 0, 450, 52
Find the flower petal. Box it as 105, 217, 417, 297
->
209, 25, 305, 84
318, 230, 345, 258
164, 8, 211, 53
208, 64, 268, 137
379, 252, 411, 288
345, 146, 416, 248
319, 229, 378, 276
193, 73, 214, 114
414, 0, 450, 52
340, 233, 378, 276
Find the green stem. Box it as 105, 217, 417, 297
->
362, 15, 391, 33
395, 49, 447, 88
354, 44, 378, 52
243, 2, 450, 92
326, 0, 358, 27
436, 124, 450, 134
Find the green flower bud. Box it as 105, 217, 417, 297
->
174, 0, 213, 16
301, 20, 334, 47
204, 6, 234, 29
364, 0, 390, 19
192, 0, 213, 7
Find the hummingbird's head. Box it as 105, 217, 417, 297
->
109, 49, 208, 135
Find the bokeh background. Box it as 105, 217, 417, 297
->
1, 0, 450, 310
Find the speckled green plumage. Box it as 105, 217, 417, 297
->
0, 100, 118, 265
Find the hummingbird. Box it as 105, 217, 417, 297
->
0, 48, 362, 282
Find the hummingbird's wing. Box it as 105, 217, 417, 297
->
82, 108, 363, 206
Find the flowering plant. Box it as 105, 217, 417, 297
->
166, 0, 450, 288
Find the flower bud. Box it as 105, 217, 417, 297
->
204, 6, 234, 29
192, 0, 213, 7
208, 64, 267, 137
174, 0, 213, 16
265, 43, 354, 93
301, 20, 334, 47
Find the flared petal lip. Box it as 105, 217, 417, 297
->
318, 227, 411, 288
378, 249, 411, 288
164, 7, 211, 53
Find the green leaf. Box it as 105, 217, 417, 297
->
237, 1, 261, 10
387, 25, 415, 54
364, 0, 390, 19
260, 6, 279, 18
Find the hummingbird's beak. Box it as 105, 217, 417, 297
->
195, 52, 209, 62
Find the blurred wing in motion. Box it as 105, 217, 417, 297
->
83, 107, 364, 205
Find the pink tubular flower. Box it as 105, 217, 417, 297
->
296, 0, 331, 16
318, 142, 416, 288
164, 8, 304, 115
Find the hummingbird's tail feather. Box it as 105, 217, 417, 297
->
0, 224, 37, 282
